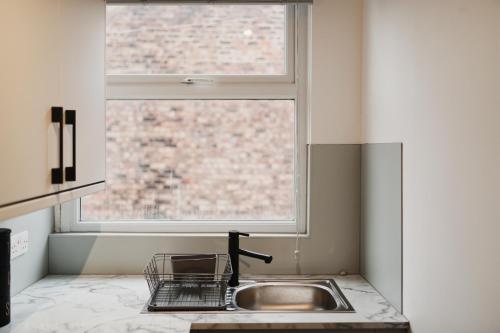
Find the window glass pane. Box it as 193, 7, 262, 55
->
106, 5, 286, 75
81, 100, 295, 221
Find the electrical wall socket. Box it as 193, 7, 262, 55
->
11, 231, 29, 260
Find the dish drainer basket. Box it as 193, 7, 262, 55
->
144, 253, 232, 311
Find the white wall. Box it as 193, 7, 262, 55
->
310, 0, 362, 144
362, 1, 500, 332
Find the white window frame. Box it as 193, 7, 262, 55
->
61, 3, 310, 234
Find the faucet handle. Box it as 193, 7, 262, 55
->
229, 230, 249, 238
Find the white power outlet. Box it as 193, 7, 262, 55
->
11, 231, 29, 260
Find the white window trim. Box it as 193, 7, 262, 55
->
60, 4, 310, 235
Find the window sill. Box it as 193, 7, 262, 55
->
50, 231, 310, 238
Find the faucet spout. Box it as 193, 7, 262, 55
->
238, 249, 273, 264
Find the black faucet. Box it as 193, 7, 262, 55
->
228, 230, 273, 287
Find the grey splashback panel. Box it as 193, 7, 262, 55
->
50, 144, 361, 275
1, 208, 52, 295
360, 143, 402, 311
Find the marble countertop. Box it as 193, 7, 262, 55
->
4, 275, 408, 333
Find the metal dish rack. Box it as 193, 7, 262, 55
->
144, 253, 232, 311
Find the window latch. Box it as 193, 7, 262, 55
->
181, 78, 214, 85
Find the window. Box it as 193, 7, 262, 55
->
64, 2, 309, 234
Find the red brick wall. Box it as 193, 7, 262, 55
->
105, 4, 285, 74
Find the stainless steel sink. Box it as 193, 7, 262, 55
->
227, 279, 354, 312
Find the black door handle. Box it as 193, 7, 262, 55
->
65, 110, 76, 182
51, 107, 64, 184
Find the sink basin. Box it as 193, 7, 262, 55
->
228, 279, 354, 312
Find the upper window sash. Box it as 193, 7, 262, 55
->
106, 4, 296, 85
106, 1, 312, 4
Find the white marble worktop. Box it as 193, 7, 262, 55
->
3, 275, 408, 332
